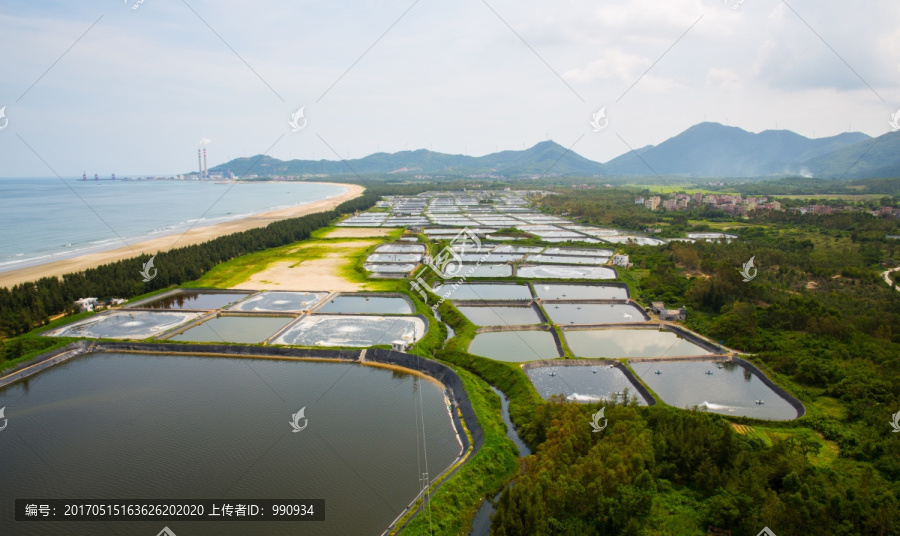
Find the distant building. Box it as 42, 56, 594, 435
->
612, 254, 630, 267
645, 196, 661, 210
660, 307, 687, 322
74, 297, 99, 312
651, 302, 666, 315
663, 199, 678, 211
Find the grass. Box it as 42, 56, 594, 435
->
730, 423, 838, 467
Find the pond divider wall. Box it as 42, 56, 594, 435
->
522, 359, 657, 406
0, 340, 91, 389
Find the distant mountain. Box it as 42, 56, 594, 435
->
208, 122, 897, 180
603, 122, 870, 178
802, 131, 900, 179
210, 140, 605, 178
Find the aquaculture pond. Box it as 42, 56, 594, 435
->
315, 295, 413, 315
141, 290, 251, 310
431, 283, 532, 301
534, 283, 628, 301
366, 253, 422, 263
456, 305, 542, 326
468, 330, 560, 362
44, 310, 202, 339
526, 364, 650, 405
272, 315, 425, 347
363, 263, 417, 273
516, 265, 617, 279
445, 264, 513, 278
167, 315, 294, 344
544, 303, 646, 325
526, 254, 609, 265
228, 291, 327, 312
0, 353, 460, 535
632, 360, 800, 420
375, 243, 425, 253
543, 247, 614, 257
564, 328, 714, 358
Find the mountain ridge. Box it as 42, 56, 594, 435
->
209, 123, 895, 179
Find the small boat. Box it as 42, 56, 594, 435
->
705, 370, 713, 375
655, 370, 662, 375
755, 400, 765, 405
549, 371, 556, 377
591, 368, 597, 374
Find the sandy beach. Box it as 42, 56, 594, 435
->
0, 182, 365, 288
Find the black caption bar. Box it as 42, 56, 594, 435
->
15, 500, 324, 521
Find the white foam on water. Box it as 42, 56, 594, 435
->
566, 393, 603, 402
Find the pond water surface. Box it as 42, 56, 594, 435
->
456, 306, 542, 326
316, 295, 413, 315
526, 364, 650, 405
468, 330, 560, 362
142, 291, 251, 310
544, 303, 645, 325
564, 329, 713, 358
168, 315, 294, 343
632, 360, 799, 420
0, 353, 460, 535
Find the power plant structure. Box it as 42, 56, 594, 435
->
197, 147, 209, 179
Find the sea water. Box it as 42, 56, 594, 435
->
0, 178, 347, 272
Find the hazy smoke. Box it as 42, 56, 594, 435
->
199, 138, 212, 146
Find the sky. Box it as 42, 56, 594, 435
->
0, 0, 898, 177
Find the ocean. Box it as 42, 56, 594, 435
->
0, 178, 347, 273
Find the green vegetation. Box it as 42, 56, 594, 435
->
398, 368, 518, 535
481, 187, 900, 535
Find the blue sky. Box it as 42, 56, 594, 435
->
0, 0, 897, 177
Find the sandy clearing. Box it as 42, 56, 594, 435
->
296, 240, 379, 249
0, 183, 365, 288
323, 227, 392, 238
233, 254, 369, 292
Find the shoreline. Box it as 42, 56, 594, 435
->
0, 182, 364, 288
